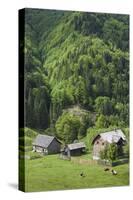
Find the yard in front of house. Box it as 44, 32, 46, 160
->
20, 154, 129, 192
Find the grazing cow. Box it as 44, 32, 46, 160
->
104, 168, 110, 171
111, 169, 117, 175
80, 172, 86, 177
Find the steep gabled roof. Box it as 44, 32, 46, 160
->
100, 129, 126, 143
33, 134, 60, 148
92, 129, 126, 144
67, 142, 86, 150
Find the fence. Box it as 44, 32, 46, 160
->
98, 158, 129, 167
71, 157, 97, 166
59, 154, 71, 161
59, 154, 129, 167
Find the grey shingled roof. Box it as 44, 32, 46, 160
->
67, 142, 86, 150
33, 134, 55, 148
100, 129, 126, 143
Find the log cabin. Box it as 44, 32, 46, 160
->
62, 142, 86, 158
32, 134, 61, 154
92, 129, 126, 160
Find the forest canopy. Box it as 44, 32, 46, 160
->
23, 9, 129, 143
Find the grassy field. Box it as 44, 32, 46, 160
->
20, 154, 129, 192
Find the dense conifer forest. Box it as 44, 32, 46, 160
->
23, 9, 129, 143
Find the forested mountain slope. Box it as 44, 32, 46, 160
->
24, 9, 129, 142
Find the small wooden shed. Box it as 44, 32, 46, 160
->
62, 142, 86, 157
92, 129, 126, 160
32, 134, 61, 154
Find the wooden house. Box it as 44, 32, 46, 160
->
62, 142, 86, 157
92, 129, 126, 160
32, 134, 61, 154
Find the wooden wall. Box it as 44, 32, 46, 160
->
93, 138, 106, 159
48, 138, 61, 154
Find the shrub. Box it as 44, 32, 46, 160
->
108, 143, 118, 161
100, 144, 109, 160
100, 143, 118, 161
55, 112, 80, 143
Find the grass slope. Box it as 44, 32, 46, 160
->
19, 127, 38, 153
23, 155, 129, 192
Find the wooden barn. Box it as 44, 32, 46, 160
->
92, 129, 126, 160
32, 134, 61, 154
62, 142, 86, 157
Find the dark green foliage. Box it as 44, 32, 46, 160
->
122, 128, 129, 157
23, 9, 129, 142
100, 143, 118, 161
107, 143, 118, 161
100, 141, 126, 162
43, 127, 56, 136
55, 112, 80, 143
95, 96, 114, 115
103, 18, 129, 51
123, 143, 129, 157
100, 144, 109, 160
95, 114, 109, 128
55, 107, 92, 143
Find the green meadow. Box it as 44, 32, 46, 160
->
21, 155, 129, 192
